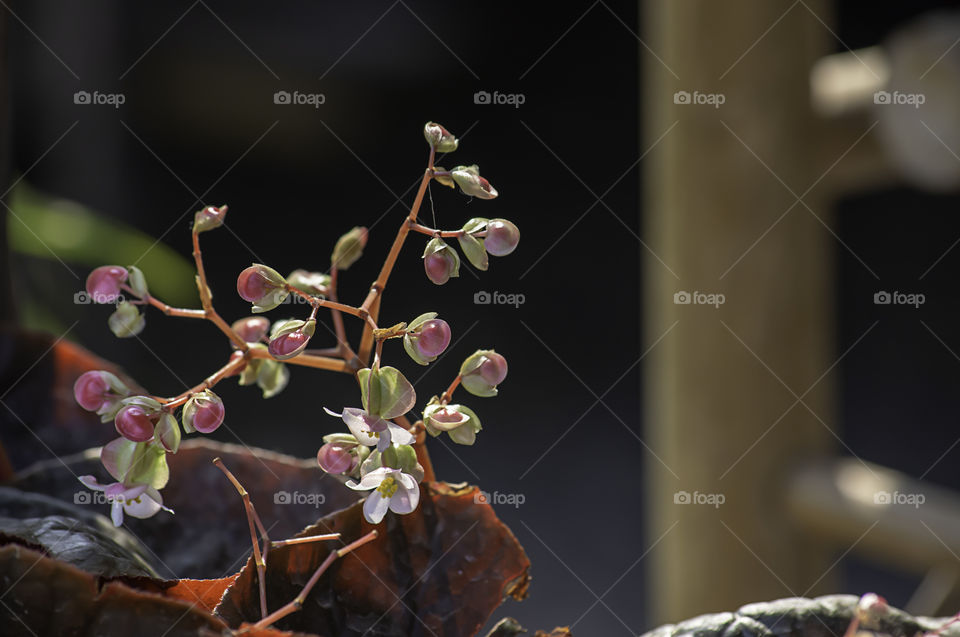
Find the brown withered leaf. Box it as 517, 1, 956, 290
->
0, 544, 228, 637
217, 482, 531, 637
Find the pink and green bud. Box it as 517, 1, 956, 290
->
193, 204, 227, 233
108, 301, 146, 338
423, 401, 482, 445
403, 312, 449, 365
74, 370, 130, 418
331, 226, 368, 270
126, 266, 149, 298
458, 218, 489, 270
451, 165, 498, 200
423, 122, 458, 153
484, 218, 520, 256
115, 405, 156, 442
85, 266, 128, 304
237, 264, 288, 312
460, 350, 508, 397
286, 269, 331, 296
422, 237, 460, 285
232, 316, 270, 343
268, 318, 316, 360
317, 432, 370, 476
155, 412, 181, 453
182, 390, 225, 434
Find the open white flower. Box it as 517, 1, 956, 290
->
78, 475, 173, 527
346, 466, 420, 524
323, 407, 414, 451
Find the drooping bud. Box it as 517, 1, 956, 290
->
237, 264, 289, 312
115, 405, 157, 442
286, 270, 331, 296
231, 316, 270, 343
85, 266, 128, 304
193, 205, 227, 233
423, 122, 458, 153
451, 165, 498, 199
108, 301, 146, 338
317, 442, 359, 474
460, 350, 508, 397
422, 237, 460, 285
484, 218, 520, 256
331, 226, 368, 270
155, 412, 181, 453
74, 370, 130, 415
182, 390, 225, 434
268, 318, 316, 360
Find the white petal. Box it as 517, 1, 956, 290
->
341, 408, 385, 447
387, 423, 415, 446
347, 466, 388, 491
123, 494, 163, 520
78, 475, 108, 492
111, 501, 124, 527
363, 491, 390, 524
389, 480, 420, 515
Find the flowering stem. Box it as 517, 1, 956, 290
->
409, 420, 436, 482
162, 352, 247, 409
407, 222, 464, 238
440, 374, 461, 404
328, 267, 351, 358
192, 231, 249, 351
247, 346, 352, 373
252, 529, 379, 629
357, 147, 436, 364
213, 457, 271, 620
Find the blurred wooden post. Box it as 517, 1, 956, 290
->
642, 0, 838, 624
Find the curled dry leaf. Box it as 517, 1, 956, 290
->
217, 482, 531, 637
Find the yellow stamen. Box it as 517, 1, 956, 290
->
377, 476, 399, 498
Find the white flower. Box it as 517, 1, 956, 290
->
346, 467, 420, 524
78, 475, 172, 527
323, 407, 414, 451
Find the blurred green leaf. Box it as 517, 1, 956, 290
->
8, 182, 197, 306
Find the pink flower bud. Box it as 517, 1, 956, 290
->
317, 442, 357, 474
268, 331, 310, 359
478, 352, 508, 386
415, 319, 451, 358
86, 266, 128, 304
424, 251, 455, 285
484, 219, 520, 256
237, 266, 276, 302
115, 405, 155, 442
183, 391, 225, 434
74, 371, 112, 411
193, 205, 227, 233
232, 316, 270, 343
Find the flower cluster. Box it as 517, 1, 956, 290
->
73, 122, 518, 526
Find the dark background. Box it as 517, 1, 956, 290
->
4, 1, 960, 634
